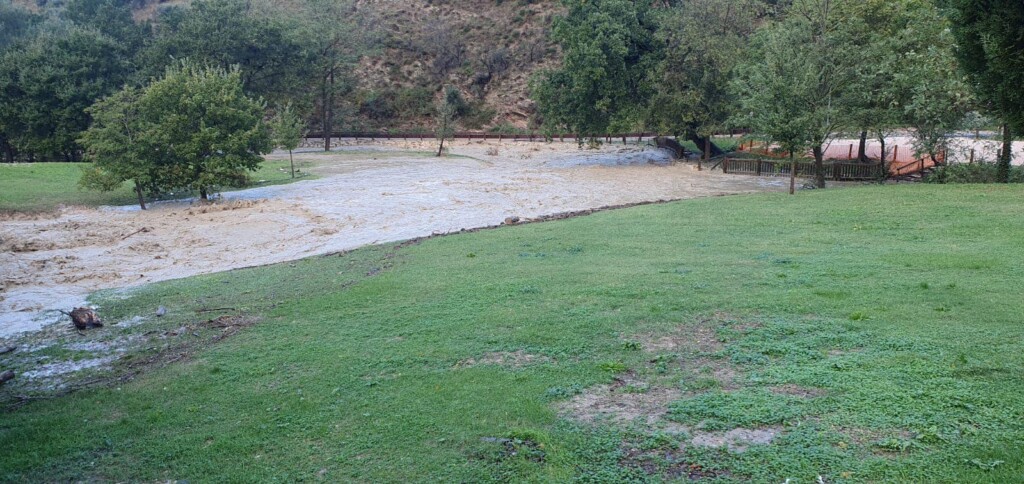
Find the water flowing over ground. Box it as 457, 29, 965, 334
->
1, 140, 788, 337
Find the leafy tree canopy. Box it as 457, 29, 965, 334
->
80, 62, 272, 206
532, 0, 661, 142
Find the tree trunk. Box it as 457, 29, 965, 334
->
688, 133, 724, 158
789, 151, 796, 195
857, 130, 868, 162
323, 70, 334, 152
0, 137, 14, 163
998, 123, 1012, 183
289, 149, 295, 178
200, 187, 209, 201
134, 181, 147, 210
812, 145, 825, 188
437, 135, 445, 157
878, 137, 888, 183
700, 136, 709, 171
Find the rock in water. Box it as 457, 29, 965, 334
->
0, 370, 14, 385
156, 306, 167, 317
67, 307, 103, 330
504, 216, 521, 225
0, 345, 15, 355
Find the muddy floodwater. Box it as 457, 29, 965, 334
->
1, 140, 790, 337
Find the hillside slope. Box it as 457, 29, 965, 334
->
17, 0, 562, 130
354, 0, 562, 129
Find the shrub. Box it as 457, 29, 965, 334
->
925, 163, 1024, 184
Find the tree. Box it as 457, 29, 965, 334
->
947, 0, 1024, 182
143, 0, 310, 106
62, 0, 149, 60
733, 0, 850, 189
79, 87, 155, 209
837, 0, 969, 171
435, 86, 458, 157
532, 0, 660, 145
271, 104, 306, 179
0, 0, 42, 162
0, 0, 41, 51
423, 18, 467, 81
289, 0, 378, 151
0, 26, 131, 161
81, 62, 272, 203
647, 0, 761, 160
896, 7, 971, 167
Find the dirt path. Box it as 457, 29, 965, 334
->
0, 140, 788, 337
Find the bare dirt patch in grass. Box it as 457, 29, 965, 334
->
690, 427, 782, 453
563, 319, 748, 427
455, 350, 552, 369
769, 383, 827, 398
560, 383, 683, 425
633, 322, 723, 354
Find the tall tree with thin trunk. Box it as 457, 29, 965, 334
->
290, 0, 378, 152
435, 86, 458, 157
733, 0, 850, 190
271, 104, 306, 179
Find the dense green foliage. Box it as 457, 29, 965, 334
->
532, 0, 659, 142
925, 162, 1024, 184
0, 26, 131, 161
646, 0, 759, 140
143, 0, 310, 105
79, 63, 271, 205
946, 0, 1024, 181
2, 185, 1023, 481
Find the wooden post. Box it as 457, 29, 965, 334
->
722, 158, 728, 174
622, 135, 627, 145
892, 145, 899, 163
970, 148, 975, 164
756, 158, 762, 176
848, 144, 853, 160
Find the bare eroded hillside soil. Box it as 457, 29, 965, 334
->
0, 140, 789, 337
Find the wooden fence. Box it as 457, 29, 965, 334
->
304, 131, 663, 142
721, 157, 884, 181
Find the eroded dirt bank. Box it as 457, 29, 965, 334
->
1, 140, 788, 337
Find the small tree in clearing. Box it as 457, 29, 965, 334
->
271, 103, 306, 178
733, 0, 848, 190
79, 86, 155, 210
80, 62, 271, 204
143, 62, 271, 201
435, 86, 458, 157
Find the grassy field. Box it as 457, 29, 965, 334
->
0, 158, 313, 213
1, 185, 1022, 482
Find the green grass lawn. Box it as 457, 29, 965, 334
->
0, 158, 312, 213
1, 185, 1022, 482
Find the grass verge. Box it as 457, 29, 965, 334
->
1, 184, 1022, 482
0, 158, 315, 213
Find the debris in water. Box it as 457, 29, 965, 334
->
63, 307, 103, 330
